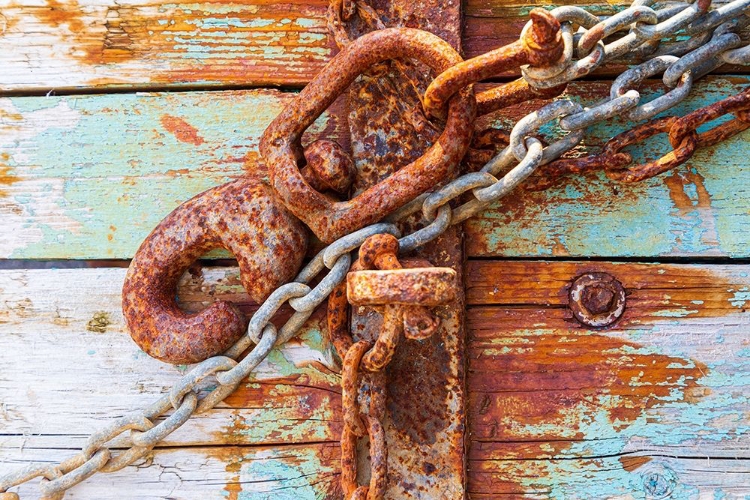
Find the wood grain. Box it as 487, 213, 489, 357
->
3, 261, 750, 497
0, 88, 346, 259
3, 445, 341, 499
0, 0, 335, 92
465, 260, 750, 497
2, 0, 746, 93
466, 76, 750, 259
0, 266, 344, 498
2, 78, 750, 260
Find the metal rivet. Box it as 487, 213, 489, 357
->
568, 272, 626, 328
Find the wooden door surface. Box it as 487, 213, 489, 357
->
1, 0, 749, 498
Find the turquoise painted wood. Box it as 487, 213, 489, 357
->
1, 77, 749, 259
0, 89, 346, 259
466, 76, 750, 258
465, 260, 750, 497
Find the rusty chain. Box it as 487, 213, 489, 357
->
3, 0, 750, 498
328, 234, 456, 499
542, 87, 750, 183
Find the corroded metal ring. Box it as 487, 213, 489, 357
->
261, 27, 476, 244
568, 272, 626, 328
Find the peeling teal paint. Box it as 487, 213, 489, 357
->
468, 76, 750, 258
1, 90, 342, 259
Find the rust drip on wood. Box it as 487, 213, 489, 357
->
160, 115, 205, 146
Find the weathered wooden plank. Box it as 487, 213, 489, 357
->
3, 0, 746, 93
465, 260, 750, 496
468, 455, 750, 498
3, 78, 750, 260
0, 88, 346, 259
3, 444, 341, 499
466, 75, 750, 258
0, 267, 342, 458
0, 0, 335, 92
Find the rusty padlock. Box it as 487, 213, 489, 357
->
260, 27, 476, 244
122, 177, 309, 365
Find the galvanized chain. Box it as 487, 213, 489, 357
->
543, 87, 750, 183
4, 0, 750, 498
0, 239, 355, 499
521, 0, 750, 130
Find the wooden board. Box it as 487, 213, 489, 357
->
2, 0, 747, 94
0, 266, 343, 498
3, 77, 750, 260
464, 260, 750, 497
0, 0, 335, 92
4, 261, 750, 497
466, 76, 750, 259
0, 89, 346, 259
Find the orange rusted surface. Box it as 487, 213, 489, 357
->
464, 260, 750, 496
328, 2, 467, 496
160, 115, 205, 146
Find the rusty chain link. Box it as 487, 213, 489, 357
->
542, 87, 750, 183
3, 0, 750, 497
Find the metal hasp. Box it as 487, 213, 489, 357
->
121, 177, 308, 364
328, 234, 458, 499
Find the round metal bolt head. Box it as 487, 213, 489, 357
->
302, 139, 355, 194
347, 268, 457, 307
568, 272, 625, 328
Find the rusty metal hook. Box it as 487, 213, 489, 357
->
122, 177, 308, 365
261, 27, 476, 244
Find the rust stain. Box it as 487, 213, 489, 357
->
663, 170, 712, 217
160, 115, 205, 146
34, 0, 85, 34
86, 311, 111, 333
0, 157, 21, 198
472, 329, 708, 429
619, 455, 653, 472
223, 412, 245, 500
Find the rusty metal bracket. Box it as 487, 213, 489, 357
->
261, 27, 476, 244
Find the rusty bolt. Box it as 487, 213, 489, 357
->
568, 272, 626, 328
300, 139, 355, 194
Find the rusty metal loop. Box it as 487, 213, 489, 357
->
522, 21, 574, 80
342, 341, 371, 437
602, 116, 700, 182
669, 87, 750, 150
262, 28, 476, 244
424, 8, 563, 117
361, 305, 402, 372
